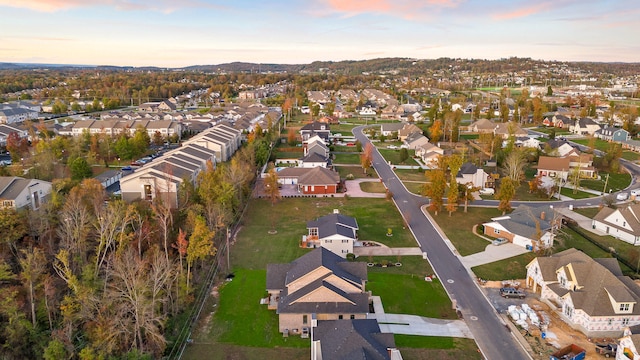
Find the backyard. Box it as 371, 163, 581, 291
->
182, 195, 477, 359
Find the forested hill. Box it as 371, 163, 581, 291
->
2, 57, 640, 76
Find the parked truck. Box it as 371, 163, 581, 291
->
550, 344, 586, 360
595, 342, 617, 357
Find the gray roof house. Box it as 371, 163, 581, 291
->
312, 319, 402, 360
526, 248, 640, 337
305, 211, 359, 256
483, 205, 557, 250
266, 247, 369, 335
0, 176, 52, 211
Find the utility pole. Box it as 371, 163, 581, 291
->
602, 173, 610, 195
226, 227, 231, 272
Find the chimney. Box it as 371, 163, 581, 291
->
540, 211, 546, 220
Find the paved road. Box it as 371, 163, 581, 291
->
353, 126, 531, 360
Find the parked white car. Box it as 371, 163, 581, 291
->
617, 192, 630, 201
479, 188, 495, 195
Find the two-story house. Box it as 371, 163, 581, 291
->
303, 210, 359, 256
593, 203, 640, 246
266, 247, 369, 335
526, 248, 640, 337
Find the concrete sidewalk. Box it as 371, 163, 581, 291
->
353, 245, 422, 257
369, 296, 473, 338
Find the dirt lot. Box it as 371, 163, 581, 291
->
482, 280, 615, 360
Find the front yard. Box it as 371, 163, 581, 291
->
429, 207, 503, 256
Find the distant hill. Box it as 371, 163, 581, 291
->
2, 57, 640, 76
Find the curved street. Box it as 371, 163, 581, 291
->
353, 126, 532, 360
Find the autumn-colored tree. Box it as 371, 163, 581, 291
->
422, 158, 447, 215
497, 176, 516, 215
430, 119, 442, 143
287, 130, 296, 146
186, 215, 216, 291
360, 143, 374, 174
264, 167, 281, 207
445, 154, 464, 216
459, 182, 479, 213
173, 228, 188, 272
5, 131, 29, 162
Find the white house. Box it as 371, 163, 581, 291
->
593, 204, 640, 246
526, 248, 640, 337
303, 211, 359, 257
0, 176, 52, 210
456, 163, 490, 189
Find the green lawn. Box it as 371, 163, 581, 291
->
403, 182, 425, 195
335, 165, 375, 179
358, 256, 431, 276
395, 169, 428, 182
367, 273, 457, 319
573, 207, 600, 218
360, 181, 387, 193
622, 151, 640, 161
332, 145, 359, 153
274, 151, 304, 159
560, 187, 596, 199
395, 336, 481, 359
333, 153, 361, 164
513, 181, 558, 201
430, 207, 503, 256
232, 198, 416, 270
581, 172, 631, 193
205, 269, 308, 347
571, 138, 610, 152
534, 127, 571, 136
460, 134, 479, 140
378, 149, 419, 166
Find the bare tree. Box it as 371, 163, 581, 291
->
503, 149, 527, 184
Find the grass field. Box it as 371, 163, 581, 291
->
333, 153, 361, 164
571, 138, 611, 152
378, 149, 419, 166
335, 165, 375, 179
429, 207, 503, 256
231, 197, 417, 271
360, 181, 387, 193
395, 168, 427, 182
581, 172, 631, 193
560, 187, 597, 199
403, 182, 425, 194
367, 273, 457, 319
622, 151, 640, 161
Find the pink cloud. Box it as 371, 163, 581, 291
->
321, 0, 461, 18
0, 0, 220, 13
492, 2, 554, 20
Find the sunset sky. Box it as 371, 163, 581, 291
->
0, 0, 638, 67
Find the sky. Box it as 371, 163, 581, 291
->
0, 0, 639, 67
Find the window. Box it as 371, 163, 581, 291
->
350, 315, 355, 320
620, 303, 630, 312
303, 315, 308, 325
608, 318, 613, 326
623, 318, 630, 325
325, 239, 332, 244
342, 239, 349, 243
338, 315, 343, 320
495, 229, 500, 234
564, 305, 573, 318
309, 228, 318, 236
